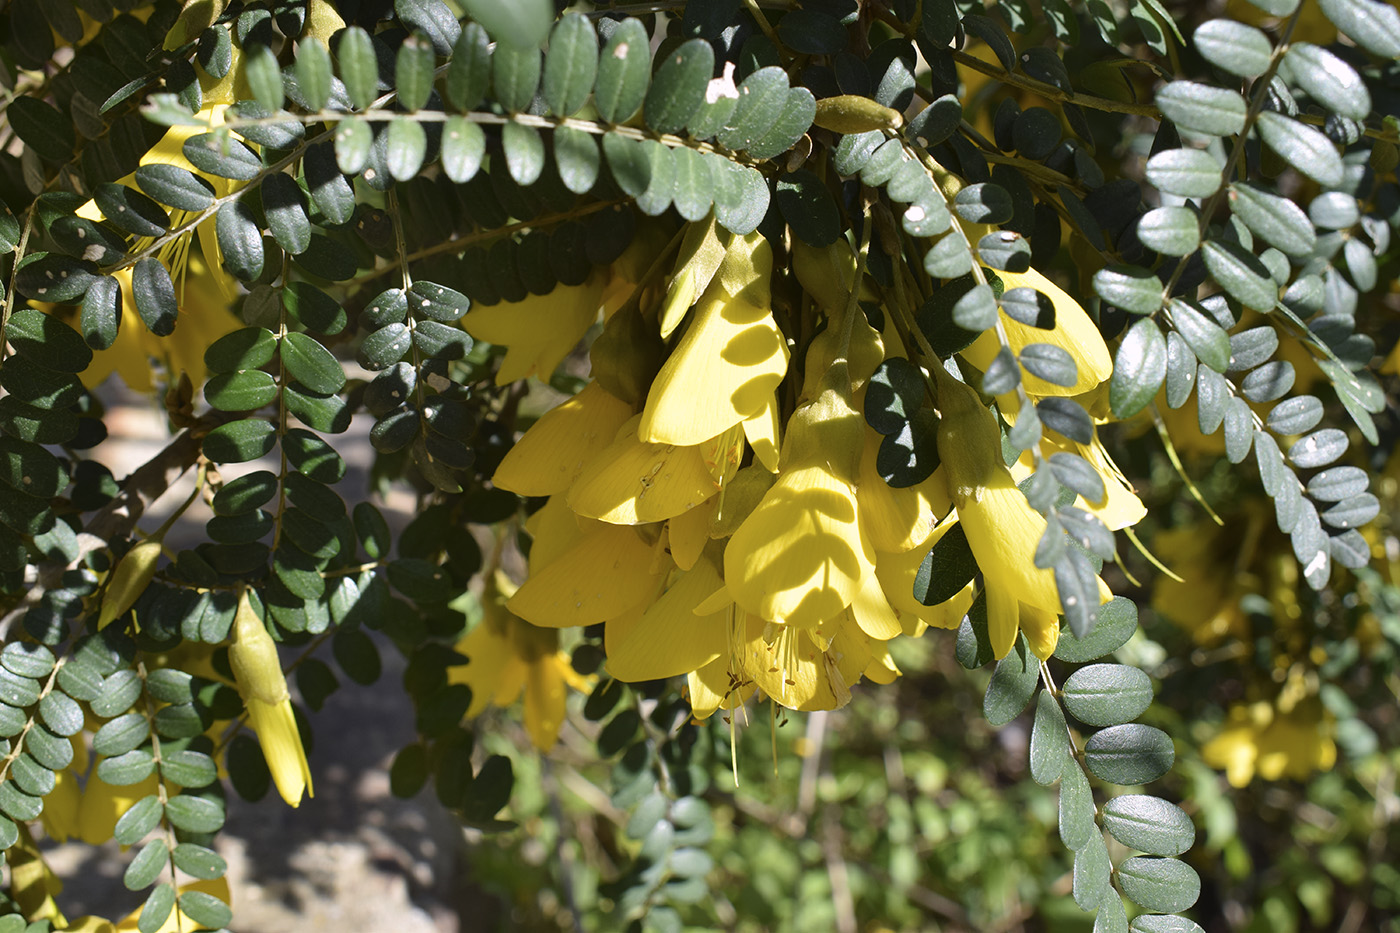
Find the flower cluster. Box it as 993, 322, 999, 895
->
483, 219, 1137, 717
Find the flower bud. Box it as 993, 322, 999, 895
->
97, 538, 163, 630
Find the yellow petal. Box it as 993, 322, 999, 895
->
959, 470, 1068, 616
686, 653, 753, 720
659, 217, 730, 338
507, 523, 665, 628
605, 557, 727, 681
744, 619, 849, 711
525, 494, 591, 575
1022, 602, 1060, 660
450, 622, 512, 717
462, 274, 606, 385
523, 657, 568, 750
724, 465, 875, 628
850, 568, 903, 640
567, 416, 720, 524
741, 394, 782, 472
873, 523, 975, 632
961, 267, 1112, 396
667, 498, 714, 571
247, 697, 313, 807
638, 294, 788, 446
984, 578, 1020, 660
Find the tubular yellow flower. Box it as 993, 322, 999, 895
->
229, 589, 313, 807
567, 415, 722, 524
1201, 698, 1337, 787
638, 232, 788, 447
507, 521, 666, 628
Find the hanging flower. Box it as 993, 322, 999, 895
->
448, 571, 592, 750
1201, 696, 1337, 787
228, 588, 313, 807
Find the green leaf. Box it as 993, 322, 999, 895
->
93, 711, 149, 757
1059, 762, 1096, 851
462, 0, 550, 49
1169, 299, 1230, 373
114, 794, 164, 846
1063, 663, 1154, 727
1155, 81, 1247, 136
718, 66, 790, 152
131, 257, 178, 337
338, 27, 381, 110
1136, 206, 1199, 257
394, 33, 436, 112
283, 428, 347, 483
1256, 111, 1343, 187
633, 140, 676, 216
1117, 857, 1201, 913
1020, 344, 1078, 387
914, 523, 978, 606
215, 200, 264, 282
281, 332, 347, 394
204, 370, 277, 412
1084, 723, 1175, 785
1201, 240, 1277, 312
553, 126, 599, 194
775, 169, 839, 247
1286, 42, 1370, 120
1227, 183, 1315, 256
1192, 19, 1272, 78
1074, 831, 1112, 910
670, 147, 714, 222
1266, 394, 1323, 435
1288, 428, 1348, 469
1308, 466, 1369, 501
1094, 266, 1163, 315
502, 122, 545, 186
447, 22, 492, 111
261, 173, 311, 256
137, 161, 215, 210
295, 38, 334, 112
164, 792, 225, 833
1030, 689, 1071, 785
1110, 318, 1167, 419
386, 117, 428, 182
493, 43, 541, 113
954, 183, 1013, 225
124, 839, 169, 891
543, 13, 598, 117
952, 284, 997, 332
441, 116, 486, 184
94, 183, 170, 237
14, 255, 99, 305
984, 639, 1039, 726
645, 38, 714, 135
178, 890, 233, 929
1145, 148, 1222, 199
206, 327, 277, 373
172, 843, 228, 880
601, 132, 651, 197
1129, 917, 1206, 933
1317, 0, 1400, 58
1101, 795, 1196, 856
203, 418, 277, 463
2, 641, 54, 678
7, 97, 76, 163
1223, 397, 1254, 463
39, 692, 84, 736
595, 18, 650, 124
138, 883, 176, 933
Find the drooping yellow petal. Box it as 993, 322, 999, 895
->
659, 216, 730, 339
462, 273, 607, 386
849, 568, 903, 640
873, 522, 975, 633
567, 415, 720, 524
523, 656, 569, 750
961, 267, 1112, 396
525, 494, 591, 575
724, 464, 875, 628
494, 384, 636, 497
450, 621, 514, 717
743, 618, 850, 711
606, 557, 727, 681
686, 652, 754, 720
246, 697, 313, 807
667, 498, 713, 571
741, 394, 782, 472
1021, 602, 1060, 660
508, 523, 665, 628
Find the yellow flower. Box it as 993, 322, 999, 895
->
449, 572, 592, 750
229, 588, 313, 807
605, 555, 728, 681
567, 414, 723, 524
507, 516, 666, 629
638, 232, 788, 447
1202, 697, 1337, 787
462, 271, 609, 386
935, 366, 1110, 659
960, 266, 1113, 397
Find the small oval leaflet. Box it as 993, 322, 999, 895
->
1084, 723, 1176, 785
1101, 795, 1197, 856
132, 257, 178, 337
1116, 856, 1201, 914
1062, 663, 1154, 727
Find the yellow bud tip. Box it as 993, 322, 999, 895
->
97, 538, 163, 630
